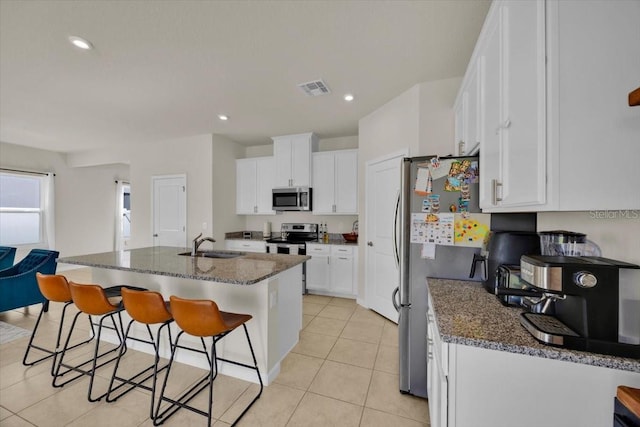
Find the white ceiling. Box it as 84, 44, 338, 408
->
0, 0, 490, 154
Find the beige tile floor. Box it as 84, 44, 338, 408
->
0, 268, 429, 426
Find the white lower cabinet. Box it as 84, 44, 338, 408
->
306, 244, 357, 297
427, 291, 640, 427
427, 304, 448, 427
224, 239, 267, 253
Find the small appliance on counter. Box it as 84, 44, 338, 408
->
263, 222, 271, 239
477, 231, 541, 294
517, 255, 640, 359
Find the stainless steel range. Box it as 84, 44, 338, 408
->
266, 223, 319, 294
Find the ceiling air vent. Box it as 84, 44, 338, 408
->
297, 79, 331, 97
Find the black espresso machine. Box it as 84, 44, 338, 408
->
516, 255, 640, 359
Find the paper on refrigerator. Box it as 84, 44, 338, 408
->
410, 212, 455, 246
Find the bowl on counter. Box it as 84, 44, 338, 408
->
342, 233, 358, 243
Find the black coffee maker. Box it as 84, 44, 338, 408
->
473, 231, 540, 294
519, 255, 640, 358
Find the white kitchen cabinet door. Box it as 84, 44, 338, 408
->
236, 157, 274, 215
306, 244, 330, 292
312, 152, 335, 213
453, 94, 467, 156
330, 246, 355, 295
272, 133, 317, 188
453, 64, 479, 157
548, 0, 640, 210
312, 150, 358, 215
255, 157, 275, 214
334, 150, 358, 214
478, 0, 546, 211
236, 158, 258, 214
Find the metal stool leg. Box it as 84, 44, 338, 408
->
106, 319, 173, 419
23, 300, 95, 373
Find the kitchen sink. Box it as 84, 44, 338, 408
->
178, 251, 244, 259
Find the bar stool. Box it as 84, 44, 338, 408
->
53, 281, 128, 402
154, 296, 263, 426
22, 273, 95, 372
106, 288, 174, 420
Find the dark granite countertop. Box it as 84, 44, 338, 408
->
58, 246, 309, 285
427, 278, 640, 373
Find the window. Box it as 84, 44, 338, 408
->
0, 172, 45, 245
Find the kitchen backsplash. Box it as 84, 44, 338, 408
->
244, 212, 358, 236
537, 211, 640, 265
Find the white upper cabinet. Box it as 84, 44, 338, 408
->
547, 0, 640, 210
459, 0, 639, 212
454, 60, 480, 156
272, 133, 318, 188
312, 149, 358, 215
236, 157, 275, 215
475, 0, 547, 211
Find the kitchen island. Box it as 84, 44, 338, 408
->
426, 278, 640, 427
58, 246, 310, 385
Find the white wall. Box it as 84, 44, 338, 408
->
127, 134, 214, 249
212, 134, 246, 249
0, 141, 129, 261
356, 78, 462, 302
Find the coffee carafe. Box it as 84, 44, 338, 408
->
518, 255, 640, 358
538, 230, 601, 257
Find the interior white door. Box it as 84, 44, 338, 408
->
152, 175, 186, 247
365, 152, 406, 323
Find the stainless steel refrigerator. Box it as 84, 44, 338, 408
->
394, 155, 484, 398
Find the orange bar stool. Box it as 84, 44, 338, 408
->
53, 281, 129, 402
106, 288, 174, 420
22, 273, 95, 372
154, 296, 263, 426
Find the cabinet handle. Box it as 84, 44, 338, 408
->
332, 204, 336, 213
338, 257, 348, 260
491, 179, 503, 205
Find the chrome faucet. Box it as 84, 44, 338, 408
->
191, 233, 216, 256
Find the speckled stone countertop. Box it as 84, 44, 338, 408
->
58, 246, 309, 285
427, 278, 640, 373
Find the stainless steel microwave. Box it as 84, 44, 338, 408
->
272, 187, 312, 211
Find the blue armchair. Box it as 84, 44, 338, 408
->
0, 249, 59, 312
0, 246, 17, 270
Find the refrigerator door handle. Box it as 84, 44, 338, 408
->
392, 286, 400, 312
393, 189, 401, 268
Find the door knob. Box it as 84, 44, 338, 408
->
153, 234, 159, 237
367, 241, 373, 246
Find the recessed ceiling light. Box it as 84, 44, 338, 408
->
218, 114, 229, 121
344, 94, 355, 102
68, 36, 93, 50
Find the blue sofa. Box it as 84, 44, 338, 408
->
0, 249, 59, 312
0, 246, 16, 270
